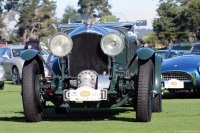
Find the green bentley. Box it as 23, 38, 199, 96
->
20, 14, 162, 122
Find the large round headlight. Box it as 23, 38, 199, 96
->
49, 34, 73, 57
100, 33, 125, 57
0, 65, 4, 79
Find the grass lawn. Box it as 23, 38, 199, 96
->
0, 81, 200, 133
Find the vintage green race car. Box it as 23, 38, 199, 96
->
20, 14, 162, 122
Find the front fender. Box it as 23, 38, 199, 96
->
20, 49, 39, 61
136, 48, 154, 60
154, 54, 162, 94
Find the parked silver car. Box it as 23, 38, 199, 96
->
0, 65, 6, 90
0, 45, 49, 84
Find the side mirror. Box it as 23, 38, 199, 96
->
136, 20, 147, 26
2, 54, 9, 59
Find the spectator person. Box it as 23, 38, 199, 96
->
24, 33, 42, 51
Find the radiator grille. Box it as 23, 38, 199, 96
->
162, 71, 192, 81
69, 33, 108, 77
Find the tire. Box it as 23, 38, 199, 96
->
12, 67, 20, 85
22, 59, 43, 122
136, 59, 153, 122
0, 83, 4, 90
152, 93, 162, 112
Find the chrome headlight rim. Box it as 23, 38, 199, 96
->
49, 33, 73, 57
100, 32, 125, 57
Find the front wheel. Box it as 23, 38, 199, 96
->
22, 59, 43, 122
136, 59, 153, 122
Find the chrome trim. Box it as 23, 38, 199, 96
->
162, 71, 192, 81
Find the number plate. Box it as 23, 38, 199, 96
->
63, 89, 107, 101
164, 79, 184, 88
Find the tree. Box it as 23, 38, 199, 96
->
0, 0, 19, 43
100, 15, 118, 22
154, 0, 200, 45
0, 0, 56, 44
61, 5, 78, 23
14, 0, 39, 43
16, 0, 56, 44
153, 0, 179, 46
36, 0, 57, 44
78, 0, 111, 17
142, 32, 162, 49
0, 13, 6, 42
0, 2, 5, 29
95, 0, 112, 17
182, 0, 200, 40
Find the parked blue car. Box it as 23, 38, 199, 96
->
155, 50, 185, 59
161, 43, 200, 93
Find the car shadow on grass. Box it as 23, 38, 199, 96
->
43, 108, 136, 122
0, 116, 25, 122
0, 108, 137, 122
